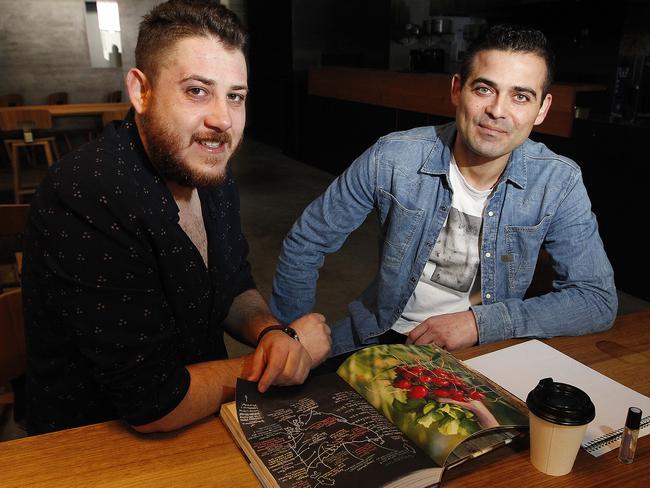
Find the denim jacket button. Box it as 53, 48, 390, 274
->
488, 211, 494, 217
485, 293, 492, 299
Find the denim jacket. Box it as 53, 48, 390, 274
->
271, 123, 617, 356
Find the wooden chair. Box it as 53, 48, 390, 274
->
102, 109, 129, 127
105, 90, 122, 103
0, 109, 59, 203
0, 206, 28, 422
0, 204, 30, 291
0, 94, 24, 107
0, 289, 25, 408
47, 92, 69, 105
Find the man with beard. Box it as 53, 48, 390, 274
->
21, 0, 330, 435
271, 25, 617, 359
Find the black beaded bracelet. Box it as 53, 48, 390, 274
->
257, 325, 300, 344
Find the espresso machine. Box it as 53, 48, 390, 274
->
409, 16, 486, 73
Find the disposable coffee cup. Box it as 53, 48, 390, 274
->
526, 378, 595, 476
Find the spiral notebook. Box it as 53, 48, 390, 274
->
465, 340, 650, 457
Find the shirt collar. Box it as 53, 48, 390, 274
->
420, 122, 528, 189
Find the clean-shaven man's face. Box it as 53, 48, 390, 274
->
451, 49, 552, 166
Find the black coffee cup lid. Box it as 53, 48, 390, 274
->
526, 378, 595, 426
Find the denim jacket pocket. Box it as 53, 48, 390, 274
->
504, 215, 551, 293
377, 189, 424, 268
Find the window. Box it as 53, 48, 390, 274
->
85, 1, 123, 68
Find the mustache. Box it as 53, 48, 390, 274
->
192, 131, 232, 145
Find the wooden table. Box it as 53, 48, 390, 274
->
0, 418, 258, 487
1, 310, 648, 487
0, 103, 131, 118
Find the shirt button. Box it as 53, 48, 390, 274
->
485, 252, 491, 258
485, 293, 492, 299
488, 211, 494, 217
440, 206, 447, 212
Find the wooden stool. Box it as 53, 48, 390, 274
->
0, 109, 59, 203
3, 137, 57, 203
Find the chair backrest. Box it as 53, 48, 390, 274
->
0, 94, 24, 107
0, 289, 26, 386
0, 204, 30, 237
0, 109, 53, 131
0, 204, 30, 289
102, 109, 128, 126
47, 92, 69, 105
106, 90, 122, 103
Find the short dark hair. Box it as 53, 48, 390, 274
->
459, 24, 555, 97
136, 0, 248, 82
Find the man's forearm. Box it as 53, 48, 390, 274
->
224, 288, 280, 346
472, 286, 617, 344
131, 355, 254, 433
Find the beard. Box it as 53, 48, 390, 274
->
139, 107, 242, 187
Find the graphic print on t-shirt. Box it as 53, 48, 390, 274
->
428, 207, 481, 293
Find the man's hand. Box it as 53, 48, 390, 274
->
405, 310, 478, 351
247, 313, 331, 393
288, 313, 331, 366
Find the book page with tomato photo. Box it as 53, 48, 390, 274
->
336, 344, 529, 466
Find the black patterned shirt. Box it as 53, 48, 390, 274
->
22, 111, 255, 435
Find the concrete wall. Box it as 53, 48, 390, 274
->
0, 0, 160, 104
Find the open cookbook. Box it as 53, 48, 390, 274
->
221, 344, 529, 488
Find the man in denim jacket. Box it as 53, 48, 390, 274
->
271, 25, 616, 356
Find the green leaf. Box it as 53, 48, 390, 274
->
458, 418, 479, 437
438, 403, 453, 414
417, 409, 445, 428
438, 418, 460, 436
437, 403, 463, 420
422, 401, 437, 414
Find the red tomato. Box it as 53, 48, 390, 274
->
393, 379, 412, 389
408, 385, 428, 400
432, 388, 451, 397
410, 366, 425, 374
450, 390, 466, 401
433, 368, 452, 378
419, 375, 434, 383
470, 391, 486, 400
431, 378, 450, 386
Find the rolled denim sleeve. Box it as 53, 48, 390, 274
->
472, 170, 617, 343
271, 145, 379, 324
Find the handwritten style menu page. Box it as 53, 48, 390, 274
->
236, 376, 438, 488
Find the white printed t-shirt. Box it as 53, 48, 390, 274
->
392, 156, 491, 334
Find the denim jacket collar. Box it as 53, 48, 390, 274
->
420, 122, 527, 190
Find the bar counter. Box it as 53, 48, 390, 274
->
308, 66, 607, 138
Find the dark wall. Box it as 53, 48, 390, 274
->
244, 0, 294, 148
244, 0, 391, 157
